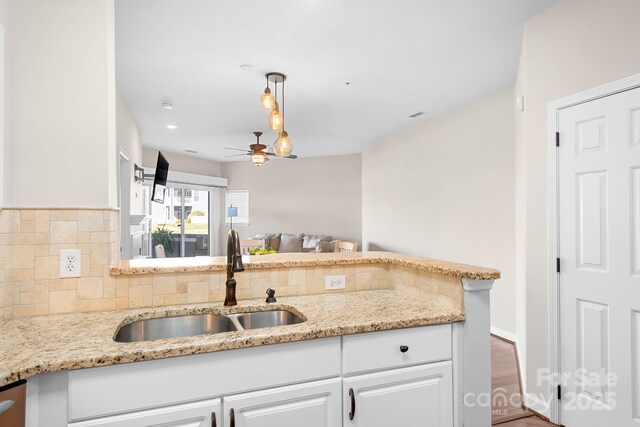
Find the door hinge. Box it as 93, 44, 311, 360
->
558, 384, 562, 400
555, 132, 560, 147
556, 258, 561, 273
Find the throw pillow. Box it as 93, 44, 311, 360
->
316, 241, 337, 253
279, 233, 304, 253
303, 235, 332, 249
254, 233, 282, 251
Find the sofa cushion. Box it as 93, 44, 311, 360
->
303, 234, 332, 249
279, 233, 304, 253
316, 240, 337, 253
254, 233, 281, 251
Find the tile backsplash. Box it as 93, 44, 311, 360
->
0, 208, 464, 319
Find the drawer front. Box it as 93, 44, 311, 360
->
342, 324, 451, 375
68, 337, 340, 422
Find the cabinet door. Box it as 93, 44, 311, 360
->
223, 378, 341, 427
343, 362, 453, 427
69, 398, 221, 427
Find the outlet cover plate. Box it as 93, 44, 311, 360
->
325, 275, 346, 290
60, 249, 81, 278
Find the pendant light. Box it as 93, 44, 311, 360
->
260, 75, 275, 109
268, 80, 283, 131
273, 73, 293, 157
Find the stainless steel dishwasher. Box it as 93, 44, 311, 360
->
0, 380, 25, 427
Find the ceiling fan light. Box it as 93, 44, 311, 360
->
251, 151, 268, 166
269, 106, 283, 131
260, 88, 275, 109
274, 130, 293, 157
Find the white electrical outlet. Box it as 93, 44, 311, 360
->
325, 275, 346, 290
60, 249, 81, 278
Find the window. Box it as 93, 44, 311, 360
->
225, 190, 249, 225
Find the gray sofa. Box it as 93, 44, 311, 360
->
254, 233, 336, 253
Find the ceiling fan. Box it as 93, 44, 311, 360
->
225, 132, 297, 166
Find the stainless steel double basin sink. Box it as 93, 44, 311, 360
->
114, 309, 304, 343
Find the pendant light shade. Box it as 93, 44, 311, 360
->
260, 87, 275, 109
251, 151, 269, 166
274, 130, 293, 157
269, 105, 283, 131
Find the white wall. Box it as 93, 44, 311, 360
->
221, 154, 362, 245
116, 90, 143, 214
362, 89, 516, 335
1, 0, 116, 208
142, 147, 221, 177
516, 0, 640, 399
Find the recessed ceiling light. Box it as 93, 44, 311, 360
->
166, 124, 178, 130
409, 112, 426, 118
239, 64, 253, 71
161, 100, 173, 110
185, 149, 198, 154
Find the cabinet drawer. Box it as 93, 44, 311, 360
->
68, 337, 340, 422
342, 324, 451, 375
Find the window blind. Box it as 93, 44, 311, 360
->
225, 190, 249, 225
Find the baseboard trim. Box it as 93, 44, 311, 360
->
523, 392, 551, 420
490, 327, 517, 343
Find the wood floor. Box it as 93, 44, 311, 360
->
491, 336, 557, 426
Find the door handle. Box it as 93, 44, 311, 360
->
400, 345, 409, 353
348, 388, 356, 421
0, 400, 14, 416
229, 408, 235, 427
211, 411, 216, 427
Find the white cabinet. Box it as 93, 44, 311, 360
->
69, 398, 221, 427
343, 362, 453, 427
222, 378, 341, 427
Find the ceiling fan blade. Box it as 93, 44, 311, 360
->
224, 153, 249, 158
225, 147, 250, 152
286, 155, 298, 159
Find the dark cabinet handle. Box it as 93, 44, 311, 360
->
348, 388, 356, 420
400, 345, 409, 353
230, 408, 235, 427
211, 412, 216, 427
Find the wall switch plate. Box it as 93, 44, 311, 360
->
325, 275, 346, 290
60, 249, 81, 278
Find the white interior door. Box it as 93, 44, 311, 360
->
559, 86, 640, 426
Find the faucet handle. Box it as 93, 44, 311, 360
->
265, 288, 277, 303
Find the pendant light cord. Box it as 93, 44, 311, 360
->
282, 77, 285, 130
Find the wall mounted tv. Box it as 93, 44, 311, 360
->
151, 152, 169, 204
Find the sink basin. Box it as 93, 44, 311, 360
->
114, 309, 305, 342
227, 310, 304, 330
114, 313, 237, 342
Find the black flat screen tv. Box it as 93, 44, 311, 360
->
151, 152, 169, 204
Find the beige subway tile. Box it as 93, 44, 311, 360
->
14, 305, 35, 318
77, 232, 91, 243
116, 297, 129, 309
35, 256, 60, 280
356, 272, 372, 291
63, 210, 78, 221
7, 245, 35, 269
129, 285, 152, 308
34, 303, 49, 316
188, 282, 209, 303
165, 294, 188, 306
19, 292, 34, 305
116, 279, 129, 297
35, 210, 50, 232
0, 210, 14, 233
78, 211, 104, 232
91, 232, 108, 243
49, 290, 76, 314
153, 274, 176, 294
77, 277, 103, 300
50, 221, 77, 244
90, 243, 109, 266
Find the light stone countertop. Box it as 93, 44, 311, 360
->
0, 290, 464, 387
111, 251, 501, 280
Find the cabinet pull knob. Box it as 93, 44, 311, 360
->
230, 408, 235, 427
348, 388, 356, 421
400, 345, 409, 353
211, 412, 216, 427
0, 400, 14, 416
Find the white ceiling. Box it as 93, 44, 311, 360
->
115, 0, 558, 162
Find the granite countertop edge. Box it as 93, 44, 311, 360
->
0, 290, 465, 387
